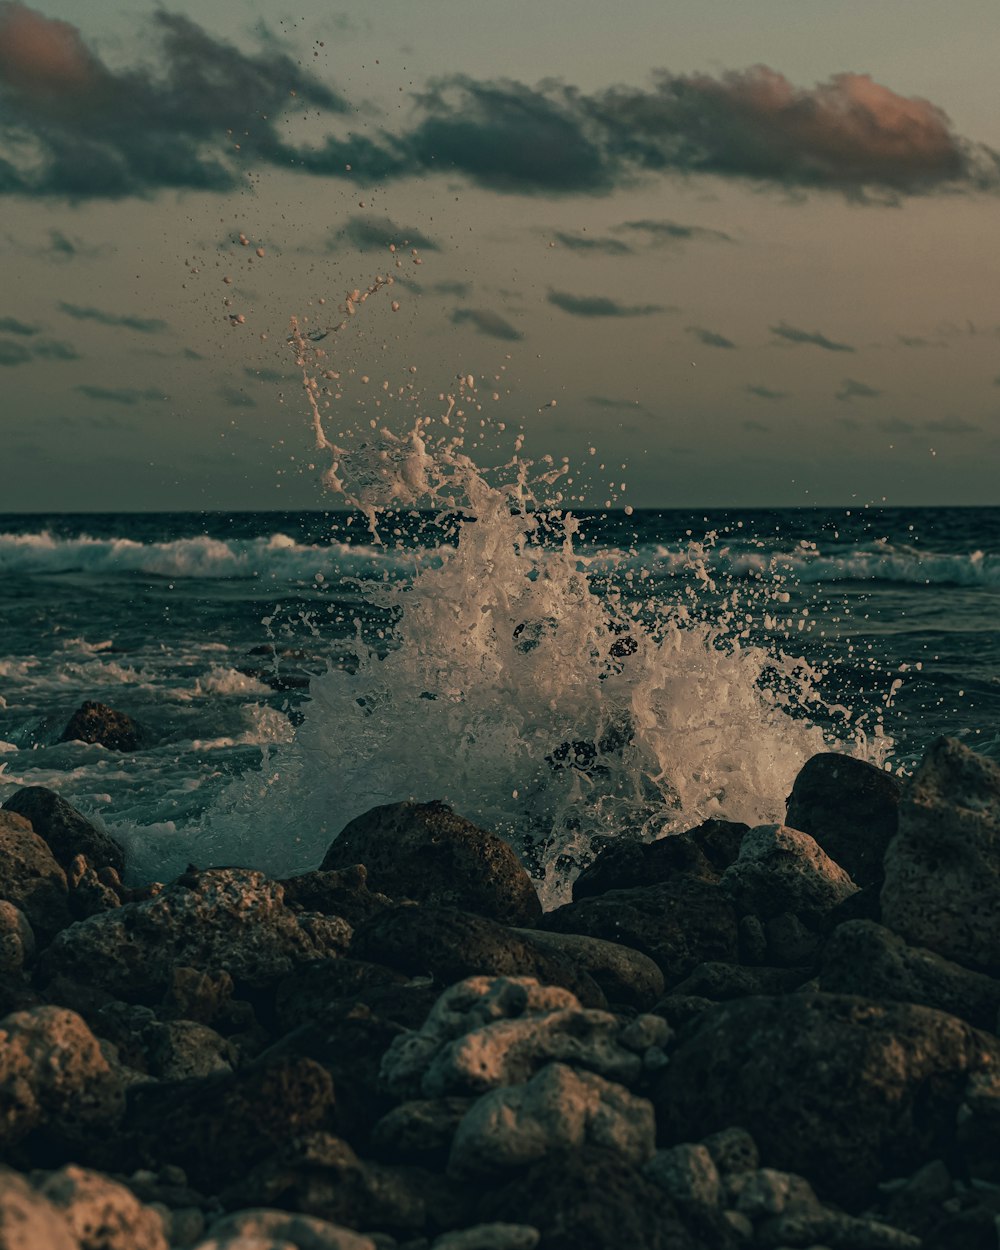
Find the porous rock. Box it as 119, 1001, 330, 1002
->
274, 958, 410, 1031
351, 905, 605, 1007
144, 1019, 237, 1081
719, 823, 858, 923
509, 928, 664, 1009
0, 902, 34, 976
58, 701, 149, 753
785, 751, 902, 890
371, 1097, 475, 1166
321, 801, 541, 926
820, 919, 1000, 1031
448, 1062, 655, 1177
536, 878, 739, 987
0, 810, 72, 943
654, 991, 1000, 1207
39, 867, 351, 997
571, 829, 720, 900
881, 737, 1000, 971
644, 1143, 721, 1209
202, 1208, 375, 1250
2, 786, 126, 875
380, 975, 670, 1101
671, 962, 809, 1001
0, 1166, 77, 1250
278, 865, 394, 928
431, 1223, 540, 1249
38, 1163, 169, 1250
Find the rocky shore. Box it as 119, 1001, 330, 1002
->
2, 736, 1000, 1249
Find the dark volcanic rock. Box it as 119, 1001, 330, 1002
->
352, 905, 606, 1008
0, 810, 72, 943
2, 787, 126, 875
881, 737, 1000, 971
820, 920, 1000, 1031
511, 928, 665, 1010
536, 879, 739, 988
654, 991, 1000, 1208
719, 823, 858, 924
786, 751, 902, 890
278, 864, 395, 927
273, 958, 419, 1031
671, 961, 811, 1001
371, 1096, 475, 1167
320, 800, 541, 925
57, 701, 150, 753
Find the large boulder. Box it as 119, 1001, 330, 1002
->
653, 991, 1000, 1208
785, 752, 902, 890
719, 823, 858, 924
510, 929, 664, 1010
58, 701, 149, 752
2, 787, 125, 875
571, 821, 747, 900
0, 811, 72, 943
321, 801, 541, 925
38, 867, 351, 998
881, 737, 1000, 970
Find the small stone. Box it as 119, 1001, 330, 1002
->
644, 1143, 721, 1207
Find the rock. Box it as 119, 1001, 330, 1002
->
320, 802, 541, 926
380, 976, 670, 1101
128, 1055, 335, 1191
654, 991, 1000, 1207
536, 879, 739, 987
0, 1005, 127, 1153
720, 824, 858, 924
672, 962, 809, 1001
448, 1062, 655, 1177
509, 928, 664, 1009
66, 855, 122, 920
785, 752, 902, 890
644, 1144, 721, 1209
819, 920, 1000, 1030
0, 811, 72, 943
38, 867, 352, 998
2, 787, 126, 875
881, 737, 1000, 970
273, 959, 414, 1031
755, 1207, 921, 1247
58, 701, 149, 753
432, 1226, 539, 1250
203, 1209, 375, 1250
763, 911, 822, 967
701, 1127, 759, 1178
0, 1167, 77, 1250
159, 966, 237, 1026
724, 1166, 819, 1218
351, 905, 605, 1008
278, 866, 394, 928
38, 1164, 169, 1250
371, 1098, 475, 1167
955, 1068, 1000, 1186
0, 903, 34, 976
144, 1020, 237, 1081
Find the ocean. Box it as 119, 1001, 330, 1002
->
2, 496, 998, 902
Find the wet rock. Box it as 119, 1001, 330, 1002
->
448, 1062, 655, 1177
536, 878, 739, 987
371, 1098, 475, 1167
321, 801, 541, 926
39, 867, 352, 999
0, 902, 34, 976
881, 737, 1000, 971
701, 1127, 759, 1178
352, 905, 605, 1008
0, 810, 72, 943
509, 928, 664, 1009
128, 1054, 335, 1191
0, 1005, 127, 1154
144, 1019, 237, 1081
785, 752, 902, 890
279, 865, 395, 928
820, 920, 1000, 1030
720, 823, 858, 924
274, 958, 413, 1030
955, 1068, 1000, 1186
66, 854, 122, 920
644, 1143, 721, 1209
380, 975, 670, 1101
431, 1225, 539, 1250
763, 911, 822, 967
37, 1164, 169, 1250
0, 1167, 77, 1250
202, 1208, 375, 1249
159, 966, 237, 1027
58, 701, 150, 753
2, 787, 126, 875
654, 991, 1000, 1207
647, 994, 715, 1031
724, 1166, 819, 1219
672, 962, 810, 1001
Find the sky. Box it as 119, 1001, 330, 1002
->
2, 0, 999, 510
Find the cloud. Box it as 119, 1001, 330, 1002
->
431, 280, 471, 297
0, 315, 38, 334
0, 333, 78, 363
687, 325, 736, 349
245, 366, 288, 383
450, 308, 523, 341
548, 290, 665, 317
587, 394, 647, 411
747, 384, 787, 400
32, 337, 78, 359
0, 3, 347, 198
770, 321, 855, 352
76, 384, 167, 404
59, 302, 167, 333
552, 230, 632, 255
324, 216, 440, 253
220, 385, 255, 408
925, 415, 979, 434
0, 337, 31, 365
617, 219, 732, 245
897, 334, 945, 348
836, 377, 882, 401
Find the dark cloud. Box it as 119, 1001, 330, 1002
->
770, 321, 855, 352
32, 337, 78, 359
431, 280, 471, 297
43, 228, 106, 259
0, 337, 31, 365
925, 415, 979, 434
746, 384, 787, 400
450, 308, 523, 341
0, 333, 78, 363
836, 377, 882, 401
0, 315, 38, 334
59, 302, 167, 333
587, 394, 646, 411
548, 290, 665, 318
324, 216, 440, 253
552, 230, 632, 255
245, 366, 288, 383
76, 384, 167, 404
617, 219, 732, 245
220, 385, 255, 408
897, 334, 944, 348
687, 325, 736, 349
